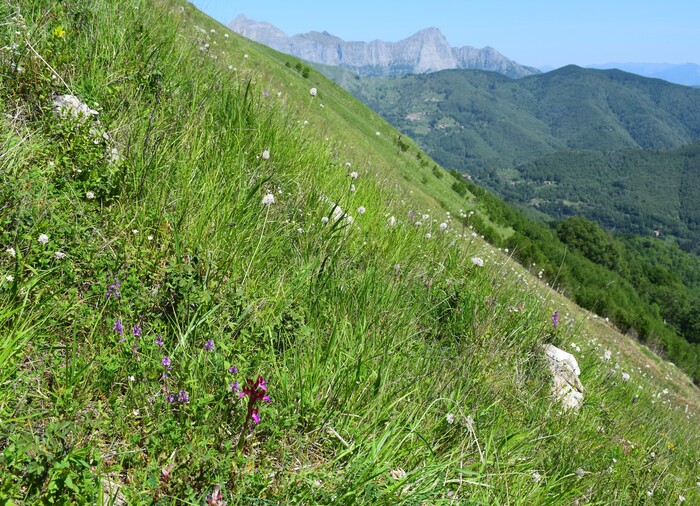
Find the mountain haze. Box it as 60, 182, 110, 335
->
588, 62, 700, 87
228, 14, 540, 79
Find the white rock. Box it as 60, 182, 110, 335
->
52, 94, 98, 119
543, 344, 584, 410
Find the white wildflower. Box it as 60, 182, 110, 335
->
425, 233, 432, 239
345, 162, 352, 168
422, 214, 429, 220
224, 33, 229, 38
148, 235, 154, 241
532, 472, 542, 483
357, 206, 366, 215
388, 216, 396, 227
5, 275, 13, 282
349, 171, 358, 179
38, 234, 49, 245
439, 222, 447, 230
6, 247, 15, 257
375, 131, 381, 136
603, 349, 612, 361
244, 54, 248, 59
349, 184, 356, 193
309, 87, 317, 97
262, 149, 270, 160
621, 372, 630, 381
86, 191, 95, 199
54, 251, 65, 260
679, 495, 685, 502
331, 206, 343, 222
262, 193, 275, 206
346, 216, 354, 224
321, 216, 329, 224
415, 221, 422, 226
445, 413, 455, 424
471, 257, 484, 267
132, 229, 139, 234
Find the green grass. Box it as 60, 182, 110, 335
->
0, 0, 698, 504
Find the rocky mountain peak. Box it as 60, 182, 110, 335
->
227, 16, 540, 79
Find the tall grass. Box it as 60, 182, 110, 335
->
0, 0, 698, 503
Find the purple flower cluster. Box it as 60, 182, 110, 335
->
106, 278, 121, 299
204, 339, 215, 352
552, 310, 559, 329
239, 375, 271, 424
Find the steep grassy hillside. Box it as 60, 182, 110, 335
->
1, 0, 699, 504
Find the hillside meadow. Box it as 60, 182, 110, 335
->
1, 0, 699, 504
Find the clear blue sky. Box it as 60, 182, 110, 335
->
190, 0, 698, 68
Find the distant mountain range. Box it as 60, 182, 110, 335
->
227, 15, 540, 79
587, 63, 700, 87
332, 65, 700, 250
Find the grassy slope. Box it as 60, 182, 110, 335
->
0, 0, 698, 504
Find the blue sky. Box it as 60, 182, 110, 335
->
190, 0, 699, 68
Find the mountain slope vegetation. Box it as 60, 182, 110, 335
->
500, 141, 700, 253
329, 66, 700, 247
0, 0, 698, 504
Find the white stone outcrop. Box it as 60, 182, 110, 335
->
52, 94, 99, 119
543, 344, 584, 411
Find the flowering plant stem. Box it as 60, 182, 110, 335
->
241, 206, 270, 286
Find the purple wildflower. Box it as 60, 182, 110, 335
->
106, 278, 121, 299
113, 319, 123, 335
178, 389, 189, 404
239, 376, 271, 411
207, 484, 226, 506
162, 356, 171, 367
552, 310, 559, 329
133, 324, 141, 337
228, 365, 238, 374
155, 335, 164, 347
204, 339, 215, 352
229, 381, 239, 393
166, 393, 175, 403
235, 375, 271, 451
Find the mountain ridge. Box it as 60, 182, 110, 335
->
228, 14, 540, 79
587, 62, 700, 86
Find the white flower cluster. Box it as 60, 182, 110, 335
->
471, 257, 484, 267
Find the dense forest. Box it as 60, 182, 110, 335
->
496, 141, 700, 253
